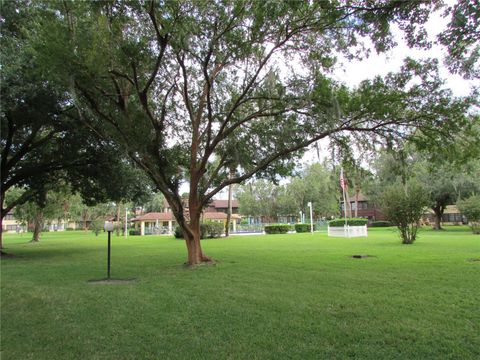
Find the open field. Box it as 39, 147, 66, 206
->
1, 227, 479, 359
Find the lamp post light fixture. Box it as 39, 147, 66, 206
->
87, 221, 136, 285
307, 202, 313, 234
104, 222, 115, 279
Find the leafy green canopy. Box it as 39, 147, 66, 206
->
0, 1, 153, 225
29, 1, 474, 228
369, 141, 480, 231
438, 0, 480, 79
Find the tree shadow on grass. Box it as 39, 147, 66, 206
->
0, 245, 103, 262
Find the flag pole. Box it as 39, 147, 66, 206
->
341, 168, 348, 226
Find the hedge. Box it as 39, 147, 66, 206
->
329, 218, 368, 227
370, 220, 392, 227
294, 223, 316, 233
201, 221, 224, 238
174, 221, 224, 239
264, 224, 291, 234
174, 226, 183, 239
129, 229, 141, 236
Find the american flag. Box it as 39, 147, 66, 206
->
340, 168, 348, 190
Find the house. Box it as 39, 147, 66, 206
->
340, 193, 386, 222
2, 211, 24, 233
422, 205, 466, 225
131, 199, 241, 236
1, 211, 69, 233
341, 194, 468, 227
205, 199, 239, 214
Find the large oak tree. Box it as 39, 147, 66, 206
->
0, 1, 86, 249
0, 1, 153, 251
31, 0, 474, 265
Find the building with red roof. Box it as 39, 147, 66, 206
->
131, 199, 241, 235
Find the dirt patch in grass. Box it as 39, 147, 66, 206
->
183, 260, 217, 269
87, 278, 137, 285
351, 255, 377, 259
466, 258, 480, 263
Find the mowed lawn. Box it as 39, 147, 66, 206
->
1, 227, 479, 360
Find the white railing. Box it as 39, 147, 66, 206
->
327, 225, 368, 238
145, 226, 172, 235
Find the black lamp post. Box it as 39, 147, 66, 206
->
88, 221, 136, 285
104, 222, 114, 279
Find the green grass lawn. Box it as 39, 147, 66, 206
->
1, 227, 479, 360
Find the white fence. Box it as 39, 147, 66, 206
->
327, 225, 368, 238
144, 226, 171, 235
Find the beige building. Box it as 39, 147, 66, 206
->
1, 212, 69, 233
422, 205, 466, 225
2, 212, 23, 233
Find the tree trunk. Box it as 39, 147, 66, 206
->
183, 219, 212, 266
0, 216, 4, 252
185, 230, 203, 265
225, 169, 235, 237
1, 194, 5, 251
432, 206, 444, 230
181, 191, 212, 266
31, 211, 44, 242
83, 211, 88, 231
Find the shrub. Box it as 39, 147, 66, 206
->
329, 218, 368, 227
379, 180, 429, 244
129, 229, 141, 236
174, 222, 224, 239
264, 224, 291, 234
294, 223, 316, 233
65, 228, 75, 231
174, 226, 184, 239
457, 195, 480, 234
201, 221, 224, 238
90, 220, 104, 236
370, 221, 393, 227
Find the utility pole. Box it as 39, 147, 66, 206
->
307, 202, 313, 234
125, 208, 128, 238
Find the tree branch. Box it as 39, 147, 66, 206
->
4, 127, 58, 177
2, 188, 36, 217
145, 0, 169, 94
76, 83, 133, 149
203, 116, 415, 204
174, 52, 195, 124
109, 70, 134, 85
1, 114, 15, 184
